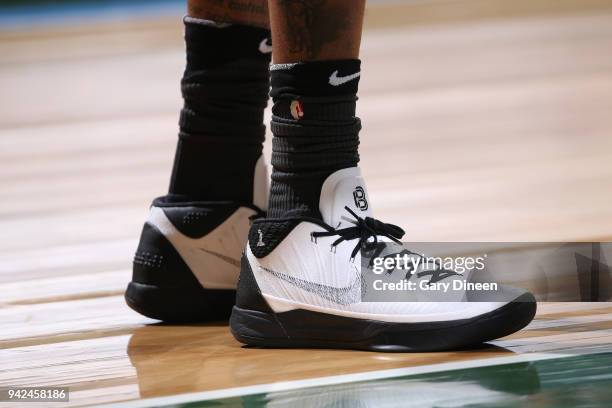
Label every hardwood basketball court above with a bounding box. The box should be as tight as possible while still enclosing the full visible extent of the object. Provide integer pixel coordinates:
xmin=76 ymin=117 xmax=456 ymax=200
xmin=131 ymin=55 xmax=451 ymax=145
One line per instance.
xmin=1 ymin=0 xmax=612 ymax=406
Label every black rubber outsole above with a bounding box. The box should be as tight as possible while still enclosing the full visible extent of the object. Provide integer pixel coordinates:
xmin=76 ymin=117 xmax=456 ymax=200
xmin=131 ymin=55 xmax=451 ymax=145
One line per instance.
xmin=125 ymin=281 xmax=236 ymax=323
xmin=230 ymin=293 xmax=537 ymax=352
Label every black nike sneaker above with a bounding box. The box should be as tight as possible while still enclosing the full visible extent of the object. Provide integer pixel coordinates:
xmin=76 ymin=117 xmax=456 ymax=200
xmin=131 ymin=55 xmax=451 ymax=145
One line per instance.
xmin=125 ymin=157 xmax=268 ymax=322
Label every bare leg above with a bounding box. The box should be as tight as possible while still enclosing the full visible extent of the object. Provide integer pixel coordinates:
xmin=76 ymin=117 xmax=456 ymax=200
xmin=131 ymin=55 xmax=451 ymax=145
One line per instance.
xmin=188 ymin=0 xmax=269 ymax=28
xmin=268 ymin=0 xmax=366 ymax=62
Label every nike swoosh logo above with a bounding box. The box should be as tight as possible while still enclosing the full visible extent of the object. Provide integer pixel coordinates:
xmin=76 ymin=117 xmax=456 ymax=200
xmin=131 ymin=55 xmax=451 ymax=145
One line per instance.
xmin=328 ymin=70 xmax=361 ymax=86
xmin=259 ymin=265 xmax=361 ymax=305
xmin=198 ymin=248 xmax=240 ymax=268
xmin=259 ymin=38 xmax=272 ymax=54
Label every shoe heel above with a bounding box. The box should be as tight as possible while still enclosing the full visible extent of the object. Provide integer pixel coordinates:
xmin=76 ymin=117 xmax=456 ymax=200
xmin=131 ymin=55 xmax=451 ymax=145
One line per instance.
xmin=229 ymin=306 xmax=288 ymax=346
xmin=125 ymin=281 xmax=235 ymax=322
xmin=126 ymin=222 xmax=235 ymax=322
xmin=230 ymin=253 xmax=291 ymax=345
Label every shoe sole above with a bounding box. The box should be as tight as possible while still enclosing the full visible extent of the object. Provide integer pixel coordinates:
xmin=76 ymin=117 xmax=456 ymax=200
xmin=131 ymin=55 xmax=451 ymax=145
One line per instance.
xmin=230 ymin=292 xmax=537 ymax=352
xmin=125 ymin=281 xmax=236 ymax=323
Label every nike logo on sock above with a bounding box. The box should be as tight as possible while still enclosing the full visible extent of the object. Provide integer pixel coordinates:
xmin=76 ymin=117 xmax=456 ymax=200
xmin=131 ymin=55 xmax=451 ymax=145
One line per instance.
xmin=329 ymin=70 xmax=361 ymax=86
xmin=259 ymin=38 xmax=272 ymax=54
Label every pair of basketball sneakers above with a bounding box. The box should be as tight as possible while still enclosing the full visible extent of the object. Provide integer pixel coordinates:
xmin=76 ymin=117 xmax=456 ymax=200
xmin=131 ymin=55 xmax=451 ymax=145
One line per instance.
xmin=125 ymin=158 xmax=536 ymax=351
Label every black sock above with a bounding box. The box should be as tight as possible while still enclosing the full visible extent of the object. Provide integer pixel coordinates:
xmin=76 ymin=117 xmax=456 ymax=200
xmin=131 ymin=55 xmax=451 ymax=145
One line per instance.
xmin=267 ymin=59 xmax=362 ymax=219
xmin=168 ymin=18 xmax=271 ymax=202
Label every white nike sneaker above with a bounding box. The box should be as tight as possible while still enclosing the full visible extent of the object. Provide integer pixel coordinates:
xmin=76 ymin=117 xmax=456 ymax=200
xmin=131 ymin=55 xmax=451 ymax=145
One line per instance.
xmin=125 ymin=156 xmax=268 ymax=322
xmin=230 ymin=167 xmax=537 ymax=351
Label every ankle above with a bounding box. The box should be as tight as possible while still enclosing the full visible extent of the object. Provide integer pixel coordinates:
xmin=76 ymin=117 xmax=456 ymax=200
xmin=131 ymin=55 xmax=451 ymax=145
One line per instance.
xmin=267 ymin=60 xmax=362 ymax=218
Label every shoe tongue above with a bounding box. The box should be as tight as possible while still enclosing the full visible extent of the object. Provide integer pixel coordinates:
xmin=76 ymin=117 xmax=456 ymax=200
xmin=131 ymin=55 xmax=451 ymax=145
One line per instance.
xmin=319 ymin=167 xmax=373 ymax=227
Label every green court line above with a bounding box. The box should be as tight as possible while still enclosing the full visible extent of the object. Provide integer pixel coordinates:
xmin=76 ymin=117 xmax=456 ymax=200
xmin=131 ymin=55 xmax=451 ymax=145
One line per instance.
xmin=167 ymin=352 xmax=612 ymax=408
xmin=107 ymin=352 xmax=572 ymax=408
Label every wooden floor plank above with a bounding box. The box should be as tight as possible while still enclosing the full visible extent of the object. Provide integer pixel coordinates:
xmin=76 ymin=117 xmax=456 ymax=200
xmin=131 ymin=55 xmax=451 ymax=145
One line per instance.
xmin=1 ymin=302 xmax=610 ymax=405
xmin=0 ymin=296 xmax=153 ymax=348
xmin=0 ymin=270 xmax=127 ymax=305
xmin=2 ymin=2 xmax=612 ymax=406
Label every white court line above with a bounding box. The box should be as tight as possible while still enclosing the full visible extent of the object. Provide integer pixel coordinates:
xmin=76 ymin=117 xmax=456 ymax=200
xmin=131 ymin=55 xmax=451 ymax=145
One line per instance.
xmin=525 ymin=312 xmax=612 ymax=330
xmin=100 ymin=351 xmax=574 ymax=408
